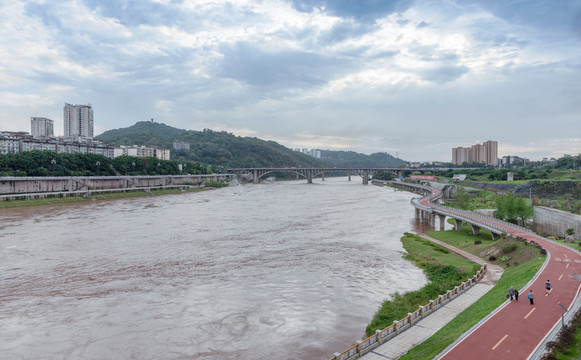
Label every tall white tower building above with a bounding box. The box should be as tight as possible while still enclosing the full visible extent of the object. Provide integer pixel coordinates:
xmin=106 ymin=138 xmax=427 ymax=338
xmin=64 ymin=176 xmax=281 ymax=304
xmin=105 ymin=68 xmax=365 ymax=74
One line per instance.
xmin=30 ymin=117 xmax=54 ymax=138
xmin=63 ymin=103 xmax=94 ymax=139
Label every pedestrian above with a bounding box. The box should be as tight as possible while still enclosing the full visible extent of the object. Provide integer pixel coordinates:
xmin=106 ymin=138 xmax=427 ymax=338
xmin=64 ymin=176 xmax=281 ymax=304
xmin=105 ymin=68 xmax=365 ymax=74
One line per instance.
xmin=508 ymin=286 xmax=515 ymax=301
xmin=545 ymin=280 xmax=551 ymax=295
xmin=514 ymin=289 xmax=519 ymax=302
xmin=528 ymin=290 xmax=534 ymax=305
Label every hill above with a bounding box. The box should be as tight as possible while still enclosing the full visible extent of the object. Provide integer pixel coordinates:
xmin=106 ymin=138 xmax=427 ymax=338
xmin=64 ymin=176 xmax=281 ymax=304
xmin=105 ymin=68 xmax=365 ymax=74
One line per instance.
xmin=96 ymin=122 xmax=326 ymax=168
xmin=96 ymin=121 xmax=407 ymax=168
xmin=321 ymin=150 xmax=406 ymax=168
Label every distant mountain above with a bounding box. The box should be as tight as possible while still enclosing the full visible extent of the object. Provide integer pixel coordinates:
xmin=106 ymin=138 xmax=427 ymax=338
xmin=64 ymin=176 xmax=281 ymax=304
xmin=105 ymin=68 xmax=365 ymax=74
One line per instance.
xmin=96 ymin=121 xmax=408 ymax=168
xmin=96 ymin=121 xmax=326 ymax=168
xmin=321 ymin=150 xmax=406 ymax=168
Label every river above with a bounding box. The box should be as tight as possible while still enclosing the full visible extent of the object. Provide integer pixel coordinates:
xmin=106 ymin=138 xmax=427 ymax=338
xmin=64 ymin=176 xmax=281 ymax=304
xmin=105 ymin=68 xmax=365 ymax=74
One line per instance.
xmin=0 ymin=177 xmax=430 ymax=359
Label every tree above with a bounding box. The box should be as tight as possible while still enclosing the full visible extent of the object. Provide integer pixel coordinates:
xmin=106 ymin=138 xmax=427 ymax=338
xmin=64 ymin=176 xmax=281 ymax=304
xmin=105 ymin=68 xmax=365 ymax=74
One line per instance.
xmin=495 ymin=192 xmax=533 ymax=226
xmin=456 ymin=185 xmax=470 ymax=210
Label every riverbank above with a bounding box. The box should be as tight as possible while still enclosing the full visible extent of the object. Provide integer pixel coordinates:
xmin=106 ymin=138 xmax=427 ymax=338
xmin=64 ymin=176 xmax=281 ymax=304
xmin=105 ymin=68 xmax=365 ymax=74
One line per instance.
xmin=399 ymin=227 xmax=545 ymax=359
xmin=0 ymin=187 xmax=209 ymax=209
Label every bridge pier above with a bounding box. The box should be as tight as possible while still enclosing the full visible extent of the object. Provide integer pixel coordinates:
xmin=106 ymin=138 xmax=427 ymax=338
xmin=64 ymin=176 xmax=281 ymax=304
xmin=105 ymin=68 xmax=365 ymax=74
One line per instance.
xmin=322 ymin=172 xmax=325 ymax=181
xmin=470 ymin=224 xmax=481 ymax=236
xmin=307 ymin=171 xmax=313 ymax=184
xmin=438 ymin=214 xmax=446 ymax=230
xmin=348 ymin=173 xmax=351 ymax=181
xmin=454 ymin=219 xmax=463 ymax=231
xmin=362 ymin=170 xmax=368 ymax=185
xmin=253 ymin=170 xmax=259 ymax=184
xmin=430 ymin=214 xmax=436 ymax=227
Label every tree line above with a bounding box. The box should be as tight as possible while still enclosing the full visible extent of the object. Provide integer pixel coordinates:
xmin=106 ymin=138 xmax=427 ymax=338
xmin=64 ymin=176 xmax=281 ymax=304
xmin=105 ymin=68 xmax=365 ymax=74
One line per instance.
xmin=0 ymin=151 xmax=213 ymax=177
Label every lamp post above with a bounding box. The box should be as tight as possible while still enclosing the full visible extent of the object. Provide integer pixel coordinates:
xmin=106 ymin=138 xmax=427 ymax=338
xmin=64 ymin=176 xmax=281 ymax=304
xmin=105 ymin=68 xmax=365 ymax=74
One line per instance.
xmin=50 ymin=158 xmax=56 ymax=177
xmin=557 ymin=302 xmax=568 ymax=330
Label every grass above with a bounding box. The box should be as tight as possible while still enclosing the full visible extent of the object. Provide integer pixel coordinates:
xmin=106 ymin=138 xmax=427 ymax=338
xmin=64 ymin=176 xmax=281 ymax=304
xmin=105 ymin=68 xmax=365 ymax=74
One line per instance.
xmin=365 ymin=233 xmax=481 ymax=337
xmin=398 ymin=229 xmax=546 ymax=360
xmin=0 ymin=188 xmax=207 ymax=209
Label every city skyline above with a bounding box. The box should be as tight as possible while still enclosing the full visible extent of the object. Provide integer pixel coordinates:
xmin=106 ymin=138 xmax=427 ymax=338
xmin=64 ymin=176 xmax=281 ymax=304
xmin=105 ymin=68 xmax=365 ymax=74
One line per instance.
xmin=0 ymin=0 xmax=580 ymax=162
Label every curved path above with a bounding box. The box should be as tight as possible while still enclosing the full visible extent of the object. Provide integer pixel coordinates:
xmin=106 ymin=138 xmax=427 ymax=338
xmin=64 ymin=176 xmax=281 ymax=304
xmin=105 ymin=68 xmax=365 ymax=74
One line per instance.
xmin=418 ymin=187 xmax=581 ymax=360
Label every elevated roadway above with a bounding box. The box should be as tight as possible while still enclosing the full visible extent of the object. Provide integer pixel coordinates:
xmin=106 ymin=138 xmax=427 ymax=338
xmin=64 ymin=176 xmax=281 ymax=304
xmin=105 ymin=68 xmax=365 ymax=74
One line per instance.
xmin=400 ymin=182 xmax=581 ymax=359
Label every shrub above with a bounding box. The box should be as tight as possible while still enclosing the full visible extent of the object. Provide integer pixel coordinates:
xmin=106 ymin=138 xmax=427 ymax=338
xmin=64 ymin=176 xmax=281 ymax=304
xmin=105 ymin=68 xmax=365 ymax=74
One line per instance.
xmin=489 ymin=255 xmax=497 ymax=261
xmin=474 ymin=240 xmax=482 ymax=245
xmin=500 ymin=256 xmax=511 ymax=261
xmin=501 ymin=242 xmax=518 ymax=254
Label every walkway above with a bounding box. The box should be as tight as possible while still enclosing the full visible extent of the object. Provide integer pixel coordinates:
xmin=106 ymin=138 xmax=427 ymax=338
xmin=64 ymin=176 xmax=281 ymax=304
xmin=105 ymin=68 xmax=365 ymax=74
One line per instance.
xmin=359 ymin=235 xmax=503 ymax=360
xmin=417 ymin=187 xmax=581 ymax=360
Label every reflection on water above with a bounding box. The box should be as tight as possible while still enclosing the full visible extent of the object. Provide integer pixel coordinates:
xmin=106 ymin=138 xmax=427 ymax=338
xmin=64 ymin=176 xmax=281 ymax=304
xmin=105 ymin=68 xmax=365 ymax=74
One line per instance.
xmin=0 ymin=178 xmax=428 ymax=360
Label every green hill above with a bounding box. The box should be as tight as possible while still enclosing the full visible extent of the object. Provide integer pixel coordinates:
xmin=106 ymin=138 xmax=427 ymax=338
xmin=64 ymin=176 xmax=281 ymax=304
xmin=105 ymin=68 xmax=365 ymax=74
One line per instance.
xmin=96 ymin=121 xmax=326 ymax=168
xmin=322 ymin=150 xmax=406 ymax=168
xmin=96 ymin=121 xmax=407 ymax=168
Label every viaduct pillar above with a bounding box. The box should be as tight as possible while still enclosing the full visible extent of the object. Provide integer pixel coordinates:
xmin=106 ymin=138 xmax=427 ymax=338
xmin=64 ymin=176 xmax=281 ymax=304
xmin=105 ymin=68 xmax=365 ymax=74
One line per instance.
xmin=363 ymin=170 xmax=368 ymax=185
xmin=438 ymin=214 xmax=446 ymax=230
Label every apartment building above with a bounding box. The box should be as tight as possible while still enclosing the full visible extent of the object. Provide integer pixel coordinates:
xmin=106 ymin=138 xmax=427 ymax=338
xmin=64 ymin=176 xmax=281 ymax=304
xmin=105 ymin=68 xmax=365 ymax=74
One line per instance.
xmin=30 ymin=117 xmax=54 ymax=139
xmin=452 ymin=140 xmax=498 ymax=165
xmin=64 ymin=103 xmax=94 ymax=138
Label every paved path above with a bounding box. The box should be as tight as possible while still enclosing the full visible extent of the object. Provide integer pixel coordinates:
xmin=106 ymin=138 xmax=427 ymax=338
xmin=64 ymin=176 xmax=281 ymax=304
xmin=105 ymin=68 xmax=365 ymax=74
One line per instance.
xmin=418 ymin=188 xmax=581 ymax=360
xmin=359 ymin=235 xmax=503 ymax=360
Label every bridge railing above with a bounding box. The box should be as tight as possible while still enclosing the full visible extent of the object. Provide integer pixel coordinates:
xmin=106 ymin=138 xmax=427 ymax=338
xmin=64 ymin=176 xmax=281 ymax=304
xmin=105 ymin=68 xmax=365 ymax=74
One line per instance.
xmin=330 ymin=265 xmax=487 ymax=360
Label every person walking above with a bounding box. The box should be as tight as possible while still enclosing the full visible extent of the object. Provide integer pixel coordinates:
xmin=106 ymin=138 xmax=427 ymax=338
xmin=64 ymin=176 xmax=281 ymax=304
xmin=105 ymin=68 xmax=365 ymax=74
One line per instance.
xmin=509 ymin=286 xmax=515 ymax=301
xmin=514 ymin=289 xmax=519 ymax=302
xmin=528 ymin=290 xmax=534 ymax=305
xmin=545 ymin=280 xmax=551 ymax=295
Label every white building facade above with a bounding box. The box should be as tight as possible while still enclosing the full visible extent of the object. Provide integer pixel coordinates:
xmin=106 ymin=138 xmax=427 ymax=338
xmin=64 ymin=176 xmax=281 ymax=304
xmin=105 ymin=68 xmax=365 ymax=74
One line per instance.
xmin=30 ymin=117 xmax=54 ymax=139
xmin=64 ymin=103 xmax=94 ymax=139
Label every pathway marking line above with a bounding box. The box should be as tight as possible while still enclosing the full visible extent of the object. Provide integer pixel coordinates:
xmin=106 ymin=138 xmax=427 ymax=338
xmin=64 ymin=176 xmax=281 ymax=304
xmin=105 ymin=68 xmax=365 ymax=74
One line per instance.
xmin=492 ymin=334 xmax=508 ymax=350
xmin=524 ymin=308 xmax=536 ymax=319
xmin=566 ymin=263 xmax=570 ymax=269
xmin=558 ymin=274 xmax=563 ymax=281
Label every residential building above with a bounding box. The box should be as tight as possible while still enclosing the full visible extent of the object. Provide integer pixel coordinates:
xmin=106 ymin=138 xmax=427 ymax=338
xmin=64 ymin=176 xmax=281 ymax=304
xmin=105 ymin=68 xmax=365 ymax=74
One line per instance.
xmin=452 ymin=140 xmax=498 ymax=165
xmin=113 ymin=145 xmax=170 ymax=160
xmin=0 ymin=132 xmax=113 ymax=157
xmin=64 ymin=103 xmax=94 ymax=139
xmin=30 ymin=117 xmax=54 ymax=139
xmin=173 ymin=141 xmax=190 ymax=151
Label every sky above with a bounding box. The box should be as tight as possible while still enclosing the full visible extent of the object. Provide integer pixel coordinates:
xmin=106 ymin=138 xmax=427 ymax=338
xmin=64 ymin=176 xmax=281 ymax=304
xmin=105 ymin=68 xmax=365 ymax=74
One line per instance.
xmin=1 ymin=0 xmax=580 ymax=162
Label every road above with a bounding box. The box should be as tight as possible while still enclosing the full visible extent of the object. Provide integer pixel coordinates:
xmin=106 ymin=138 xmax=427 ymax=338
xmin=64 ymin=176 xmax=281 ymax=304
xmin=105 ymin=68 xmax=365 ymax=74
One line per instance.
xmin=419 ymin=187 xmax=581 ymax=360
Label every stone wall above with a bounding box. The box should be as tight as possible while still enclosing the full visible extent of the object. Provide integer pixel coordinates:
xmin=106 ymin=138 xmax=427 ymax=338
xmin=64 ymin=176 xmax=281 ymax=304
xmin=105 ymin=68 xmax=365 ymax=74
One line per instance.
xmin=0 ymin=175 xmax=232 ymax=195
xmin=533 ymin=206 xmax=581 ymax=241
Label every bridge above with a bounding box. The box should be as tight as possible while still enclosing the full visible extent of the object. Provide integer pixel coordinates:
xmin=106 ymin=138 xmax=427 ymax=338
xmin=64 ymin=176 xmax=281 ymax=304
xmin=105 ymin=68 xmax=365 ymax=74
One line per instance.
xmin=390 ymin=181 xmax=532 ymax=240
xmin=225 ymin=167 xmax=448 ymax=184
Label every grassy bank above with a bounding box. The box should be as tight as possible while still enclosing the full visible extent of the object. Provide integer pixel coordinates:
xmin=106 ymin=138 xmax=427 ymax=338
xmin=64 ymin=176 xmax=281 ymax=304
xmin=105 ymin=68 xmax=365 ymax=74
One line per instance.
xmin=365 ymin=233 xmax=481 ymax=337
xmin=0 ymin=187 xmax=209 ymax=209
xmin=399 ymin=228 xmax=546 ymax=359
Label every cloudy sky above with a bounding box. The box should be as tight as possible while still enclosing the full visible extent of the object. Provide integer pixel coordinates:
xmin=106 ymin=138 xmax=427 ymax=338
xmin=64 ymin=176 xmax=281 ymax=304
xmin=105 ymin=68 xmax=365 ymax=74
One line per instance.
xmin=1 ymin=0 xmax=580 ymax=162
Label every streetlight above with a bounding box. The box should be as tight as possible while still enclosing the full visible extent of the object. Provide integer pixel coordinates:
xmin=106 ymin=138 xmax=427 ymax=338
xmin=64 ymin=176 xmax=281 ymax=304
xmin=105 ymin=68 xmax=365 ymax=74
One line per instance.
xmin=557 ymin=302 xmax=568 ymax=330
xmin=50 ymin=158 xmax=56 ymax=176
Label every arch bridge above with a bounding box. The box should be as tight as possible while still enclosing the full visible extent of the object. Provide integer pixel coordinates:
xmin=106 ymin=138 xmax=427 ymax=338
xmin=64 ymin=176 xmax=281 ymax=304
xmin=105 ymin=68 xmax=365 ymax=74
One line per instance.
xmin=226 ymin=167 xmax=444 ymax=184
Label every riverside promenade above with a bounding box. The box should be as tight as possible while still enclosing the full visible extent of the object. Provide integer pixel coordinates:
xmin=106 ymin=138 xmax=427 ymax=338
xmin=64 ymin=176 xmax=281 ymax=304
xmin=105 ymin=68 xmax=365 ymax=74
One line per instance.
xmin=360 ymin=235 xmax=503 ymax=360
xmin=417 ymin=186 xmax=581 ymax=360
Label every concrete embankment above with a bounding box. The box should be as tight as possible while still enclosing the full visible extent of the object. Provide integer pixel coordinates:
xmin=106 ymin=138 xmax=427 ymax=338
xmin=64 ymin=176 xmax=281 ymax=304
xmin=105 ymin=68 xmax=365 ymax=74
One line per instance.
xmin=0 ymin=174 xmax=232 ymax=200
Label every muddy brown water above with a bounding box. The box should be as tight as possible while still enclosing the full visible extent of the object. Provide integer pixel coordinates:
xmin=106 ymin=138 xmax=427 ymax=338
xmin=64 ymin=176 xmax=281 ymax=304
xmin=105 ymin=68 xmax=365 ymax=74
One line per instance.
xmin=1 ymin=178 xmax=443 ymax=359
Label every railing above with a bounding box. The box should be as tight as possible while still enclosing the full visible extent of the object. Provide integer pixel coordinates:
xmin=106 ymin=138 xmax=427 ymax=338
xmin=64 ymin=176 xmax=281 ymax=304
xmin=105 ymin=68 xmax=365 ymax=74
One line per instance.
xmin=330 ymin=265 xmax=487 ymax=360
xmin=0 ymin=185 xmax=198 ymax=201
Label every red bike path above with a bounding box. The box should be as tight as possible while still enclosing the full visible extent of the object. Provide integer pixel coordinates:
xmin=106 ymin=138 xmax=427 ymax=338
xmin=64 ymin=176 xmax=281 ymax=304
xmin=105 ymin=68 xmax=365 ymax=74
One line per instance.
xmin=418 ymin=188 xmax=581 ymax=360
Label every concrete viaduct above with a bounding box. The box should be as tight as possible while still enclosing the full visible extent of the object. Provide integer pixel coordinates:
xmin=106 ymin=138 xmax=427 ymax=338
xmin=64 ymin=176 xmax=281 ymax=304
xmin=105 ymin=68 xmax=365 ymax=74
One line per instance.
xmin=225 ymin=167 xmax=446 ymax=185
xmin=390 ymin=181 xmax=533 ymax=241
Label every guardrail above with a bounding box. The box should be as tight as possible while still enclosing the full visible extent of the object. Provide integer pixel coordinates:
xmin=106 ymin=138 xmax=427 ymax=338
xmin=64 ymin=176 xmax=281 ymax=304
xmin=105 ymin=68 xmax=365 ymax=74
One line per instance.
xmin=0 ymin=185 xmax=199 ymax=201
xmin=330 ymin=265 xmax=487 ymax=360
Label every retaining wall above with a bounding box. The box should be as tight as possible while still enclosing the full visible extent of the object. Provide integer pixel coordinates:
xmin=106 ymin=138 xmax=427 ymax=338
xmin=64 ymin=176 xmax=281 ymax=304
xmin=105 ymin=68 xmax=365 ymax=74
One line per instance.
xmin=533 ymin=206 xmax=581 ymax=241
xmin=0 ymin=175 xmax=232 ymax=200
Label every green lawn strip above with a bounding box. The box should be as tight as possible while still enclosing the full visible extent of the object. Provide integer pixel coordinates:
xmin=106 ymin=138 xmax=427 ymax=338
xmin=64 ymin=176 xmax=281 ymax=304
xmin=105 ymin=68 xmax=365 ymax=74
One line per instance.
xmin=365 ymin=233 xmax=481 ymax=337
xmin=399 ymin=237 xmax=545 ymax=359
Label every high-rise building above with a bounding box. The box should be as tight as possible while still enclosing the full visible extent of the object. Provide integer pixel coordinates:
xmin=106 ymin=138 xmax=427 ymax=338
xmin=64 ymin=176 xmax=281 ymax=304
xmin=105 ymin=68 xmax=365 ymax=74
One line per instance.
xmin=452 ymin=140 xmax=498 ymax=165
xmin=63 ymin=103 xmax=94 ymax=139
xmin=30 ymin=117 xmax=54 ymax=138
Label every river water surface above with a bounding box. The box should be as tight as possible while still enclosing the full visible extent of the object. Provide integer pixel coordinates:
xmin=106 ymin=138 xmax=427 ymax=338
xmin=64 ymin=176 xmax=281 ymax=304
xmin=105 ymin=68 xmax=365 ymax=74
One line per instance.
xmin=1 ymin=178 xmax=429 ymax=359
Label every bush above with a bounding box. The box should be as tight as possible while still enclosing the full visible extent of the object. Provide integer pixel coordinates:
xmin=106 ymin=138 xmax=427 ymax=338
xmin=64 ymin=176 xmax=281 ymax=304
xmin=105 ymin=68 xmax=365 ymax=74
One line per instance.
xmin=474 ymin=240 xmax=482 ymax=245
xmin=501 ymin=242 xmax=518 ymax=254
xmin=489 ymin=255 xmax=497 ymax=261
